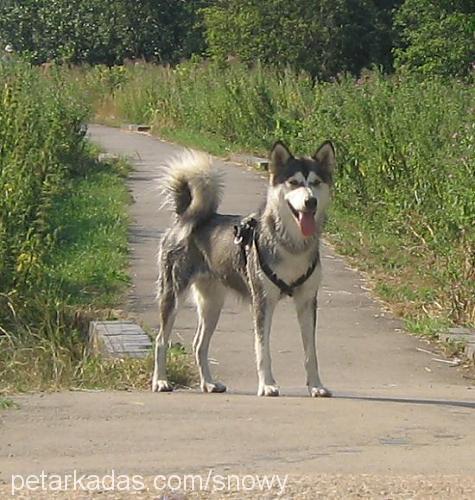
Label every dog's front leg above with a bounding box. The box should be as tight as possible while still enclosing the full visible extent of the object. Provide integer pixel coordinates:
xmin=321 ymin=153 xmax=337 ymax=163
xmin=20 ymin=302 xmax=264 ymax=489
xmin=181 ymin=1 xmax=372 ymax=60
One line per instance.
xmin=252 ymin=296 xmax=279 ymax=396
xmin=152 ymin=292 xmax=177 ymax=393
xmin=294 ymin=295 xmax=332 ymax=397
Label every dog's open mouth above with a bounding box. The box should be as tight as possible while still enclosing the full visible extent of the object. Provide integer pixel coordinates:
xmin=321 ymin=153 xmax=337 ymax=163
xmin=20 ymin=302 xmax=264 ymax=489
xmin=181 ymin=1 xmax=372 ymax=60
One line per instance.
xmin=288 ymin=203 xmax=316 ymax=237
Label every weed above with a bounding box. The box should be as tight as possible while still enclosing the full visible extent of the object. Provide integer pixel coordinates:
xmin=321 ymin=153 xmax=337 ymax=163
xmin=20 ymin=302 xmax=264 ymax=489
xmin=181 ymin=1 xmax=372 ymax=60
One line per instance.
xmin=0 ymin=396 xmax=16 ymax=409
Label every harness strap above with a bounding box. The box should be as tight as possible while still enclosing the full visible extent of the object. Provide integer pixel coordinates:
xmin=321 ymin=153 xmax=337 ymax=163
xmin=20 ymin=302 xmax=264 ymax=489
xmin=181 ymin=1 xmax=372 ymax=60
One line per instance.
xmin=234 ymin=216 xmax=319 ymax=297
xmin=233 ymin=216 xmax=258 ymax=267
xmin=254 ymin=234 xmax=319 ymax=297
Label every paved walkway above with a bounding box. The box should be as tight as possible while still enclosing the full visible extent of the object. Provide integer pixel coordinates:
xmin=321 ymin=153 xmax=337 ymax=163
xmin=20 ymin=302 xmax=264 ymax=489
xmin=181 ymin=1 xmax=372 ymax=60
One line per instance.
xmin=0 ymin=125 xmax=474 ymax=496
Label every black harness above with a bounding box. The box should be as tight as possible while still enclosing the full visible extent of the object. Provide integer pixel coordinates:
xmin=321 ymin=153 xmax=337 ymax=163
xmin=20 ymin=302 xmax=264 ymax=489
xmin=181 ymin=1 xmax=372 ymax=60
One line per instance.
xmin=234 ymin=216 xmax=319 ymax=297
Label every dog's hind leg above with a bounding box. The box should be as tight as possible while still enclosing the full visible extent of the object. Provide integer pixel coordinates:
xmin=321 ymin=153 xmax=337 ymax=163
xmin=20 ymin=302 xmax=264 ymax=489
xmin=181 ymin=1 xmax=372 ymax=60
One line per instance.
xmin=295 ymin=295 xmax=332 ymax=398
xmin=152 ymin=290 xmax=177 ymax=392
xmin=192 ymin=280 xmax=226 ymax=393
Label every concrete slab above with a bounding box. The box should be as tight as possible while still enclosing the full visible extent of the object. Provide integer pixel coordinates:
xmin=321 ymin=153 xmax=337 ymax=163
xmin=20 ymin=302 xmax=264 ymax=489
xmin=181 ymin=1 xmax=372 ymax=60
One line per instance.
xmin=88 ymin=320 xmax=152 ymax=359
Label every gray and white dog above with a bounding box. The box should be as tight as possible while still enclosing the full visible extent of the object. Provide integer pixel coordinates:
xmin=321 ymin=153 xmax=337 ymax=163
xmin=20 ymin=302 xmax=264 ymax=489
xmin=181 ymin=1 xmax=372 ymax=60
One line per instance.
xmin=152 ymin=141 xmax=336 ymax=397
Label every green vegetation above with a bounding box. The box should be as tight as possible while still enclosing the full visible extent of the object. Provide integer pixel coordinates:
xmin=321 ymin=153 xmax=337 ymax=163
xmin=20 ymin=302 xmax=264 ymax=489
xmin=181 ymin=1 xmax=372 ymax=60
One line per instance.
xmin=0 ymin=0 xmax=203 ymax=65
xmin=0 ymin=396 xmax=16 ymax=409
xmin=0 ymin=63 xmax=195 ymax=393
xmin=46 ymin=157 xmax=130 ymax=307
xmin=84 ymin=61 xmax=474 ymax=333
xmin=202 ymin=0 xmax=400 ymax=79
xmin=2 ymin=1 xmax=473 ymax=79
xmin=394 ymin=0 xmax=474 ymax=78
xmin=0 ymin=62 xmax=87 ymax=311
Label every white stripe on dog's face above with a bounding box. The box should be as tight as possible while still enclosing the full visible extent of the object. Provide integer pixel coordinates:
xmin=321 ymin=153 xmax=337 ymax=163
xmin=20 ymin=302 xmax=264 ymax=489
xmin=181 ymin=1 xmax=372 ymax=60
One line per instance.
xmin=284 ymin=171 xmax=329 ymax=214
xmin=285 ymin=173 xmax=311 ymax=212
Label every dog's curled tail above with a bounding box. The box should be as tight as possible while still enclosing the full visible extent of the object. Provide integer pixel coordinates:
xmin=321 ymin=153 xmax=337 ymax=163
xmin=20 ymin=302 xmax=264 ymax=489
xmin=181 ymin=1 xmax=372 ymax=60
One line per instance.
xmin=161 ymin=150 xmax=223 ymax=226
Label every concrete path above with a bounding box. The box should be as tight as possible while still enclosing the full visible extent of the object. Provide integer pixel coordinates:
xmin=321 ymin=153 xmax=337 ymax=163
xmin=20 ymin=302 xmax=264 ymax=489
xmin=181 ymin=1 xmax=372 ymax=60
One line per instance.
xmin=1 ymin=125 xmax=474 ymax=496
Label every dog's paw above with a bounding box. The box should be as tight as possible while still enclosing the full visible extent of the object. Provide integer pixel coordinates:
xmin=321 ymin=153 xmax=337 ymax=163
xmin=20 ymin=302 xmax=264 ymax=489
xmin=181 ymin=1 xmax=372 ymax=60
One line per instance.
xmin=309 ymin=386 xmax=332 ymax=398
xmin=258 ymin=384 xmax=280 ymax=397
xmin=202 ymin=381 xmax=227 ymax=393
xmin=152 ymin=379 xmax=173 ymax=392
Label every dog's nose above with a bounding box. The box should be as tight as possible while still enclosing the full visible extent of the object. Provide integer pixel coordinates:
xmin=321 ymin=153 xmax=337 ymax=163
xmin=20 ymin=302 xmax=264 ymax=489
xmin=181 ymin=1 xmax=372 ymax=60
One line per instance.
xmin=304 ymin=197 xmax=317 ymax=211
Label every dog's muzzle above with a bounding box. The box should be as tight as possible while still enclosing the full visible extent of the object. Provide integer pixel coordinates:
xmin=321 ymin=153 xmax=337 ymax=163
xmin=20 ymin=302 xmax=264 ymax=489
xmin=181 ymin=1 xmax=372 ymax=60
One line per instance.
xmin=304 ymin=197 xmax=317 ymax=211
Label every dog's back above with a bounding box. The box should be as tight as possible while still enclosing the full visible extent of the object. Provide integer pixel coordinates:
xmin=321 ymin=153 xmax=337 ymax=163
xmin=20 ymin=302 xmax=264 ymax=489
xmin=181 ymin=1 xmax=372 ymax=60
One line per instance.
xmin=158 ymin=151 xmax=249 ymax=299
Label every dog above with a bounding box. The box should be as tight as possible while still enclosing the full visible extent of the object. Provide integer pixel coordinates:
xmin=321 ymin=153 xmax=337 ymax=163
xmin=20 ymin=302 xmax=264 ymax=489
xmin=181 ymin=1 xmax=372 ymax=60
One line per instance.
xmin=152 ymin=140 xmax=336 ymax=397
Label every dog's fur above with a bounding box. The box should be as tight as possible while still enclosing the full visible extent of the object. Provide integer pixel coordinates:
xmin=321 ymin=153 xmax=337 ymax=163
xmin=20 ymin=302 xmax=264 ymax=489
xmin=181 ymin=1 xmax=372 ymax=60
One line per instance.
xmin=152 ymin=141 xmax=336 ymax=397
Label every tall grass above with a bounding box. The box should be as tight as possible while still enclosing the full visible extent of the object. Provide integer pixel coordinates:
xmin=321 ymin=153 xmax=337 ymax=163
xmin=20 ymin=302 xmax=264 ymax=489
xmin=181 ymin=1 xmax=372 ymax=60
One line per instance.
xmin=0 ymin=63 xmax=195 ymax=393
xmin=0 ymin=63 xmax=87 ymax=390
xmin=82 ymin=61 xmax=474 ymax=329
xmin=0 ymin=64 xmax=87 ymax=295
xmin=0 ymin=63 xmax=89 ymax=333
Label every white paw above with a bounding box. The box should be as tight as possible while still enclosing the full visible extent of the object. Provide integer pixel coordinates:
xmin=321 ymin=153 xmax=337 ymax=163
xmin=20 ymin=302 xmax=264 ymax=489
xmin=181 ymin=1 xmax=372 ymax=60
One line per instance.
xmin=258 ymin=384 xmax=280 ymax=397
xmin=309 ymin=386 xmax=332 ymax=398
xmin=152 ymin=379 xmax=173 ymax=392
xmin=202 ymin=381 xmax=227 ymax=393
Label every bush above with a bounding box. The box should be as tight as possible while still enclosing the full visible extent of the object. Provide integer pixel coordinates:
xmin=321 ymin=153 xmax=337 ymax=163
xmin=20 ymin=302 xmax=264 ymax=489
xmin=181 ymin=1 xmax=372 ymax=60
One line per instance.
xmin=202 ymin=0 xmax=400 ymax=79
xmin=0 ymin=0 xmax=204 ymax=65
xmin=394 ymin=0 xmax=475 ymax=78
xmin=0 ymin=62 xmax=90 ymax=390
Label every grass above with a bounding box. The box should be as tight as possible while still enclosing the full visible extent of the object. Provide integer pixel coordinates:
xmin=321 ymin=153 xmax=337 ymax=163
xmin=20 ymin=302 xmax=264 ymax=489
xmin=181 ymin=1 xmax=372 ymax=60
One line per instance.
xmin=158 ymin=127 xmax=234 ymax=157
xmin=46 ymin=155 xmax=131 ymax=307
xmin=324 ymin=202 xmax=472 ymax=339
xmin=0 ymin=123 xmax=195 ymax=392
xmin=0 ymin=152 xmax=197 ymax=393
xmin=0 ymin=396 xmax=16 ymax=410
xmin=0 ymin=62 xmax=195 ymax=392
xmin=0 ymin=338 xmax=197 ymax=394
xmin=75 ymin=345 xmax=196 ymax=391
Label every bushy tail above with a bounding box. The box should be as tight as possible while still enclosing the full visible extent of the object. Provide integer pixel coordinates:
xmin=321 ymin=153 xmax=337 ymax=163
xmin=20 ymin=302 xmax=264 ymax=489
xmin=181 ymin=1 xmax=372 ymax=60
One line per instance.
xmin=161 ymin=150 xmax=223 ymax=226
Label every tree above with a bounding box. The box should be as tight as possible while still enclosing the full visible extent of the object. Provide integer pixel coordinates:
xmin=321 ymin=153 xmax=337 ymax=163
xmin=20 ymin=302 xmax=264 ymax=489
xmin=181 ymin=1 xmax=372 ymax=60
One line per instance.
xmin=0 ymin=0 xmax=204 ymax=65
xmin=394 ymin=0 xmax=475 ymax=78
xmin=202 ymin=0 xmax=400 ymax=79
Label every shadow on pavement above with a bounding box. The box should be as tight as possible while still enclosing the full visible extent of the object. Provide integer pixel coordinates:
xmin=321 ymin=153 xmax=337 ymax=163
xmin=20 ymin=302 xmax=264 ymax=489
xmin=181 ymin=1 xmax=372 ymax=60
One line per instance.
xmin=175 ymin=388 xmax=475 ymax=409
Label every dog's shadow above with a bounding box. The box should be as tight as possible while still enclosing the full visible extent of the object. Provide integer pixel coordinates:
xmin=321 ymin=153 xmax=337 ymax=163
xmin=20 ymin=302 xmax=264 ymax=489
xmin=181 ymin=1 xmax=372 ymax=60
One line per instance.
xmin=334 ymin=393 xmax=475 ymax=410
xmin=188 ymin=389 xmax=475 ymax=409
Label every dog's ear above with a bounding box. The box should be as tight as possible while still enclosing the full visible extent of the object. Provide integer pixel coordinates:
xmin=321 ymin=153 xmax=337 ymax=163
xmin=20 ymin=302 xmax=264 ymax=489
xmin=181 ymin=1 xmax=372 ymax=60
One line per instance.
xmin=269 ymin=141 xmax=292 ymax=176
xmin=313 ymin=141 xmax=336 ymax=175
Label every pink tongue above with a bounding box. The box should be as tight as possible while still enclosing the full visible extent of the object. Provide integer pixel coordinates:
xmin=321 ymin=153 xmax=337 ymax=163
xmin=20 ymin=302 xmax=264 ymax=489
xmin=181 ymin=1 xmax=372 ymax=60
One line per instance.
xmin=298 ymin=212 xmax=316 ymax=237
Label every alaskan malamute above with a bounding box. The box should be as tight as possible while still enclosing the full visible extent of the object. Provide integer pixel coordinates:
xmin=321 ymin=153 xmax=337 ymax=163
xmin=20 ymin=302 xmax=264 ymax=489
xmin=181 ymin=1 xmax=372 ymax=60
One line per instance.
xmin=152 ymin=141 xmax=336 ymax=397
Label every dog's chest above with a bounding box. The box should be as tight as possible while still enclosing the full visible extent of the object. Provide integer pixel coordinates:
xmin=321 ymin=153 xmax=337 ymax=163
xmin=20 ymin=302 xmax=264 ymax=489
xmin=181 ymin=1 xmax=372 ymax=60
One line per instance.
xmin=273 ymin=247 xmax=320 ymax=285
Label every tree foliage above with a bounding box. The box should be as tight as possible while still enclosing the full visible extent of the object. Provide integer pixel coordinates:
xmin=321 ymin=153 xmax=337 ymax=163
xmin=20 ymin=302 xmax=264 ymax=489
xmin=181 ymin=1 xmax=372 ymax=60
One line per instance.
xmin=394 ymin=0 xmax=475 ymax=78
xmin=0 ymin=0 xmax=204 ymax=65
xmin=202 ymin=0 xmax=401 ymax=79
xmin=1 ymin=0 xmax=473 ymax=80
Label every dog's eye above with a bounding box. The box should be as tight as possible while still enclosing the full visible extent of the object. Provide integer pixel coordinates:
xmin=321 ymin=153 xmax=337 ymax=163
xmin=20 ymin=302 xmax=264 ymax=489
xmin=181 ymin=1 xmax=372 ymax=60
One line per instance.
xmin=310 ymin=179 xmax=321 ymax=186
xmin=288 ymin=179 xmax=301 ymax=187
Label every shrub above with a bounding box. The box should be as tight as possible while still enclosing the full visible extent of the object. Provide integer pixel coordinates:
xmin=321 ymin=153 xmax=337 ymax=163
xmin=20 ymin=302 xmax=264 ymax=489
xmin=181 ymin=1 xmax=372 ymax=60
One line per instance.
xmin=394 ymin=0 xmax=475 ymax=78
xmin=202 ymin=0 xmax=400 ymax=79
xmin=0 ymin=0 xmax=203 ymax=65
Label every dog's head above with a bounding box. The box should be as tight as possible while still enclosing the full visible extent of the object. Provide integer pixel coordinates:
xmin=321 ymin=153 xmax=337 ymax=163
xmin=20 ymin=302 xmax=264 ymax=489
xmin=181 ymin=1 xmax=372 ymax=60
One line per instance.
xmin=268 ymin=141 xmax=336 ymax=238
